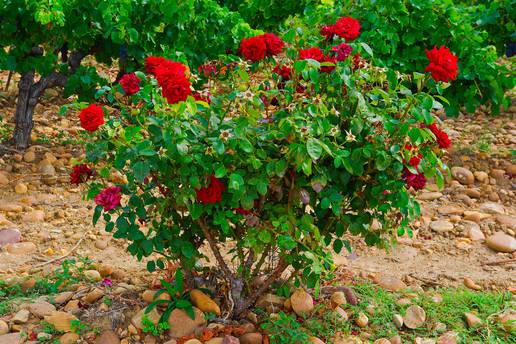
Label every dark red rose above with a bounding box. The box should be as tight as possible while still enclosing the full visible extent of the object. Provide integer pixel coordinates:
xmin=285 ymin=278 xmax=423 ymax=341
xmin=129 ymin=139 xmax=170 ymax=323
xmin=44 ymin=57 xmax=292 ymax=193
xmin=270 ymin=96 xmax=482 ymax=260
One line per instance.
xmin=94 ymin=186 xmax=122 ymax=211
xmin=299 ymin=47 xmax=324 ymax=61
xmin=273 ymin=64 xmax=292 ymax=80
xmin=332 ymin=42 xmax=353 ymax=61
xmin=239 ymin=36 xmax=267 ymax=62
xmin=332 ymin=16 xmax=361 ymax=41
xmin=162 ymin=77 xmax=191 ymax=105
xmin=144 ymin=56 xmax=168 ymax=75
xmin=196 ymin=175 xmax=225 ymax=204
xmin=193 ymin=92 xmax=212 ymax=104
xmin=263 ymin=33 xmax=284 ymax=56
xmin=70 ymin=164 xmax=94 ymax=184
xmin=402 ymin=169 xmax=426 ymax=190
xmin=120 ymin=72 xmax=140 ymax=96
xmin=403 ymin=144 xmax=422 ymax=169
xmin=425 ymin=123 xmax=451 ymax=149
xmin=79 ymin=104 xmax=104 ymax=132
xmin=154 ymin=60 xmax=191 ymax=105
xmin=424 ymin=45 xmax=458 ymax=82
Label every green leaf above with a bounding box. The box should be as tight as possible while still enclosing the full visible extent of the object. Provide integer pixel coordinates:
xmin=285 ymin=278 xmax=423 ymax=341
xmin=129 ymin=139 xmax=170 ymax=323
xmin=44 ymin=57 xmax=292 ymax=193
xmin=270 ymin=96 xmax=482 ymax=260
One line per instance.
xmin=147 ymin=261 xmax=156 ymax=272
xmin=306 ymin=138 xmax=322 ymax=160
xmin=133 ymin=161 xmax=150 ymax=183
xmin=229 ymin=173 xmax=244 ymax=191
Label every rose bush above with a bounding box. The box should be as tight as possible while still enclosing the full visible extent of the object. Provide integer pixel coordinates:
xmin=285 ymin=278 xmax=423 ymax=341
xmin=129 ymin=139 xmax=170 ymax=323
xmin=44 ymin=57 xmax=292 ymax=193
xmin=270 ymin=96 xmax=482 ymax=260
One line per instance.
xmin=76 ymin=23 xmax=452 ymax=318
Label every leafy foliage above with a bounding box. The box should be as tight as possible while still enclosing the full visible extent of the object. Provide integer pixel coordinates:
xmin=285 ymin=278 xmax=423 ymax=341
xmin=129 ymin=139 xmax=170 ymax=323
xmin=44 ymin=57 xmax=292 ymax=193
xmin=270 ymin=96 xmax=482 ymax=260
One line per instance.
xmin=298 ymin=0 xmax=515 ymax=115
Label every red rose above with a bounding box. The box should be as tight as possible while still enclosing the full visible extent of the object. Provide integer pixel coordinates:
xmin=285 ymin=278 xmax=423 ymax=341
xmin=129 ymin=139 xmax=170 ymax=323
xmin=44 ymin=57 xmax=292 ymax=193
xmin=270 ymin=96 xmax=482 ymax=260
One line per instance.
xmin=196 ymin=175 xmax=225 ymax=205
xmin=154 ymin=60 xmax=191 ymax=105
xmin=144 ymin=56 xmax=168 ymax=75
xmin=79 ymin=104 xmax=105 ymax=132
xmin=239 ymin=35 xmax=267 ymax=62
xmin=425 ymin=123 xmax=451 ymax=149
xmin=299 ymin=47 xmax=324 ymax=61
xmin=235 ymin=200 xmax=258 ymax=215
xmin=403 ymin=144 xmax=422 ymax=169
xmin=273 ymin=64 xmax=292 ymax=80
xmin=332 ymin=42 xmax=353 ymax=61
xmin=94 ymin=186 xmax=122 ymax=211
xmin=333 ymin=16 xmax=361 ymax=41
xmin=70 ymin=164 xmax=94 ymax=184
xmin=402 ymin=168 xmax=426 ymax=190
xmin=120 ymin=72 xmax=140 ymax=96
xmin=320 ymin=25 xmax=335 ymax=40
xmin=263 ymin=33 xmax=284 ymax=56
xmin=424 ymin=45 xmax=458 ymax=83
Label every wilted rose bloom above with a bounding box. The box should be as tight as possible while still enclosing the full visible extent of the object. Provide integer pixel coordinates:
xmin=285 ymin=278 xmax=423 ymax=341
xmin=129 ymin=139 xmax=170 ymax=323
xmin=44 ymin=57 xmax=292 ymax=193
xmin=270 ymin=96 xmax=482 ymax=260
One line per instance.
xmin=94 ymin=186 xmax=122 ymax=211
xmin=70 ymin=164 xmax=94 ymax=184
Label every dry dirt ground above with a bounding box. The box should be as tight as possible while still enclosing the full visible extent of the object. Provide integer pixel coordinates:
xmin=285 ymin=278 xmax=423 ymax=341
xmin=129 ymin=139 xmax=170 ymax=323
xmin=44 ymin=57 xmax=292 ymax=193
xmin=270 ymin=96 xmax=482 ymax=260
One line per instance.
xmin=0 ymin=76 xmax=514 ymax=291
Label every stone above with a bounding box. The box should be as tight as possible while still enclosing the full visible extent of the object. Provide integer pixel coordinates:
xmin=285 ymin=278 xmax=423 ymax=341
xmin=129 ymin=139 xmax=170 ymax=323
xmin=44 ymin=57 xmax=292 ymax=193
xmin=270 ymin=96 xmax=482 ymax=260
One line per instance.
xmin=490 ymin=169 xmax=505 ymax=180
xmin=0 ymin=172 xmax=9 ymax=187
xmin=485 ymin=232 xmax=516 ymax=253
xmin=376 ymin=275 xmax=407 ymax=291
xmin=0 ymin=320 xmax=8 ymax=335
xmin=464 ymin=188 xmax=481 ymax=199
xmin=0 ymin=202 xmax=22 ymax=212
xmin=84 ymin=288 xmax=104 ymax=304
xmin=44 ymin=311 xmax=79 ymax=332
xmin=59 ymin=332 xmax=80 ymax=344
xmin=53 ymin=291 xmax=74 ymax=304
xmin=0 ymin=228 xmax=21 ymax=246
xmin=464 ymin=312 xmax=482 ymax=328
xmin=473 ymin=171 xmax=488 ymax=183
xmin=95 ymin=330 xmax=120 ymax=344
xmin=451 ymin=167 xmax=474 ymax=185
xmin=142 ymin=290 xmax=171 ymax=303
xmin=95 ymin=240 xmax=108 ymax=250
xmin=355 ymin=312 xmax=368 ymax=328
xmin=404 ymin=305 xmax=426 ymax=329
xmin=430 ymin=220 xmax=454 ymax=233
xmin=4 ymin=242 xmax=36 ymax=254
xmin=495 ymin=215 xmax=516 ymax=230
xmin=437 ymin=206 xmax=464 ymax=215
xmin=64 ymin=300 xmax=80 ymax=312
xmin=464 ymin=221 xmax=485 ymax=241
xmin=414 ymin=338 xmax=436 ymax=344
xmin=373 ymin=340 xmax=390 ymax=344
xmin=463 ymin=211 xmax=490 ymax=223
xmin=205 ymin=339 xmax=224 ymax=344
xmin=222 ymin=336 xmax=239 ymax=344
xmin=131 ymin=308 xmax=161 ymax=330
xmin=0 ymin=333 xmax=21 ymax=343
xmin=28 ymin=300 xmax=57 ymax=317
xmin=479 ymin=202 xmax=505 ymax=215
xmin=330 ymin=292 xmax=347 ymax=308
xmin=393 ymin=314 xmax=403 ymax=328
xmin=437 ymin=332 xmax=458 ymax=344
xmin=418 ymin=192 xmax=442 ymax=201
xmin=144 ymin=335 xmax=157 ymax=344
xmin=309 ymin=337 xmax=325 ymax=344
xmin=190 ymin=289 xmax=221 ymax=316
xmin=499 ymin=312 xmax=516 ymax=331
xmin=23 ymin=150 xmax=36 ymax=163
xmin=184 ymin=340 xmax=202 ymax=344
xmin=14 ymin=183 xmax=28 ymax=194
xmin=256 ymin=293 xmax=285 ymax=310
xmin=389 ymin=335 xmax=402 ymax=344
xmin=463 ymin=278 xmax=482 ymax=291
xmin=239 ymin=333 xmax=262 ymax=344
xmin=84 ymin=270 xmax=102 ymax=282
xmin=335 ymin=307 xmax=348 ymax=321
xmin=12 ymin=309 xmax=30 ymax=323
xmin=167 ymin=307 xmax=206 ymax=338
xmin=290 ymin=289 xmax=314 ymax=316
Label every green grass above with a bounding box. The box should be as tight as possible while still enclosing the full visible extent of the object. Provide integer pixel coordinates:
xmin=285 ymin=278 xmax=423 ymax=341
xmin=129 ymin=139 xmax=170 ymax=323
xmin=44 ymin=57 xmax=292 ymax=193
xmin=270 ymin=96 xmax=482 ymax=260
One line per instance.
xmin=261 ymin=282 xmax=515 ymax=344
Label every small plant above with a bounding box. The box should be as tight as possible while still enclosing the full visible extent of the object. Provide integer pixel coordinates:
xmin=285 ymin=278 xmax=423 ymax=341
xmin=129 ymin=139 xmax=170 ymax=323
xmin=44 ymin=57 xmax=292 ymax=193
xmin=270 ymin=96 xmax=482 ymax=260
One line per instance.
xmin=141 ymin=314 xmax=171 ymax=336
xmin=102 ymin=296 xmax=112 ymax=307
xmin=40 ymin=321 xmax=63 ymax=335
xmin=261 ymin=312 xmax=311 ymax=344
xmin=70 ymin=319 xmax=87 ymax=335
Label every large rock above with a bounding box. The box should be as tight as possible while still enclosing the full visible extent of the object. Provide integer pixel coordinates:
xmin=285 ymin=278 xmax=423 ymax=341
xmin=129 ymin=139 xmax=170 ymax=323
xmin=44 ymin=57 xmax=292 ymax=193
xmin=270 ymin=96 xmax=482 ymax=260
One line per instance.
xmin=167 ymin=307 xmax=206 ymax=338
xmin=44 ymin=311 xmax=78 ymax=332
xmin=0 ymin=228 xmax=21 ymax=246
xmin=0 ymin=320 xmax=8 ymax=335
xmin=28 ymin=300 xmax=57 ymax=317
xmin=430 ymin=220 xmax=454 ymax=233
xmin=22 ymin=210 xmax=45 ymax=223
xmin=131 ymin=308 xmax=161 ymax=330
xmin=3 ymin=242 xmax=36 ymax=254
xmin=479 ymin=202 xmax=505 ymax=215
xmin=404 ymin=305 xmax=426 ymax=329
xmin=239 ymin=333 xmax=262 ymax=344
xmin=290 ymin=289 xmax=314 ymax=316
xmin=464 ymin=312 xmax=482 ymax=328
xmin=0 ymin=333 xmax=21 ymax=344
xmin=451 ymin=167 xmax=474 ymax=185
xmin=190 ymin=289 xmax=221 ymax=316
xmin=84 ymin=288 xmax=105 ymax=304
xmin=59 ymin=333 xmax=80 ymax=344
xmin=94 ymin=330 xmax=120 ymax=344
xmin=376 ymin=275 xmax=406 ymax=291
xmin=485 ymin=232 xmax=516 ymax=253
xmin=495 ymin=215 xmax=516 ymax=230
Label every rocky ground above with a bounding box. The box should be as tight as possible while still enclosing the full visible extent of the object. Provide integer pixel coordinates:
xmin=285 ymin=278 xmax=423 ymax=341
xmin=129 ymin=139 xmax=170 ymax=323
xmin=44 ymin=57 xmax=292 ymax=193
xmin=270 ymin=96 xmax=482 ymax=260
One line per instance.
xmin=0 ymin=79 xmax=514 ymax=343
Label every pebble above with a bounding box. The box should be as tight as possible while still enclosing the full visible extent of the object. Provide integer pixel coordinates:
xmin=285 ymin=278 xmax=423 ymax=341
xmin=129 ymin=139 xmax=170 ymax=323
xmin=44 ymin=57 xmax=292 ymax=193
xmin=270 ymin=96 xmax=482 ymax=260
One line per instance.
xmin=418 ymin=192 xmax=442 ymax=201
xmin=389 ymin=335 xmax=402 ymax=344
xmin=290 ymin=289 xmax=314 ymax=316
xmin=21 ymin=210 xmax=45 ymax=222
xmin=355 ymin=312 xmax=368 ymax=327
xmin=59 ymin=333 xmax=80 ymax=344
xmin=14 ymin=183 xmax=28 ymax=194
xmin=473 ymin=171 xmax=488 ymax=183
xmin=142 ymin=290 xmax=171 ymax=303
xmin=437 ymin=332 xmax=458 ymax=344
xmin=430 ymin=220 xmax=454 ymax=233
xmin=499 ymin=312 xmax=516 ymax=331
xmin=0 ymin=333 xmax=21 ymax=342
xmin=0 ymin=320 xmax=8 ymax=335
xmin=0 ymin=227 xmax=21 ymax=246
xmin=330 ymin=291 xmax=347 ymax=308
xmin=437 ymin=206 xmax=463 ymax=215
xmin=44 ymin=311 xmax=78 ymax=332
xmin=95 ymin=239 xmax=109 ymax=250
xmin=12 ymin=309 xmax=30 ymax=323
xmin=84 ymin=270 xmax=102 ymax=282
xmin=221 ymin=335 xmax=239 ymax=344
xmin=335 ymin=306 xmax=348 ymax=321
xmin=95 ymin=330 xmax=120 ymax=344
xmin=167 ymin=307 xmax=206 ymax=338
xmin=239 ymin=333 xmax=263 ymax=344
xmin=451 ymin=167 xmax=474 ymax=185
xmin=53 ymin=291 xmax=74 ymax=304
xmin=464 ymin=312 xmax=482 ymax=328
xmin=184 ymin=340 xmax=202 ymax=344
xmin=28 ymin=300 xmax=57 ymax=317
xmin=309 ymin=337 xmax=325 ymax=344
xmin=376 ymin=275 xmax=407 ymax=291
xmin=479 ymin=202 xmax=505 ymax=215
xmin=463 ymin=277 xmax=482 ymax=291
xmin=464 ymin=221 xmax=485 ymax=241
xmin=404 ymin=305 xmax=426 ymax=329
xmin=495 ymin=215 xmax=516 ymax=229
xmin=393 ymin=314 xmax=403 ymax=328
xmin=485 ymin=232 xmax=516 ymax=253
xmin=131 ymin=308 xmax=161 ymax=330
xmin=84 ymin=288 xmax=105 ymax=304
xmin=463 ymin=211 xmax=490 ymax=223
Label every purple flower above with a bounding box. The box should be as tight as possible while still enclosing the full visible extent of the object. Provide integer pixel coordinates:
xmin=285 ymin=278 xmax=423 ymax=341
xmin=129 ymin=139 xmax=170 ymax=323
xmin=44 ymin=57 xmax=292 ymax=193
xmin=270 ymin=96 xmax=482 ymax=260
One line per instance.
xmin=331 ymin=42 xmax=353 ymax=62
xmin=101 ymin=278 xmax=113 ymax=287
xmin=94 ymin=186 xmax=122 ymax=211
